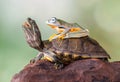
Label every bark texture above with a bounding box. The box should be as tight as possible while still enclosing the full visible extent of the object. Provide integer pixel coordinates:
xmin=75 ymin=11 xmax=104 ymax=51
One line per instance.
xmin=11 ymin=59 xmax=120 ymax=82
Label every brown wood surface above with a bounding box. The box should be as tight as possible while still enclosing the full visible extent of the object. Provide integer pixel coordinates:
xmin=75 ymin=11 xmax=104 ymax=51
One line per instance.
xmin=11 ymin=59 xmax=120 ymax=82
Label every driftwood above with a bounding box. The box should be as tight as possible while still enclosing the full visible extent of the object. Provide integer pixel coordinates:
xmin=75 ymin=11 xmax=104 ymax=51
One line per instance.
xmin=11 ymin=18 xmax=120 ymax=82
xmin=11 ymin=59 xmax=120 ymax=82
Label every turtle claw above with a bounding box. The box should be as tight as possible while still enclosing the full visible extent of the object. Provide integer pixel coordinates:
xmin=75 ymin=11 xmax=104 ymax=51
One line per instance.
xmin=54 ymin=62 xmax=64 ymax=69
xmin=30 ymin=52 xmax=43 ymax=64
xmin=30 ymin=57 xmax=36 ymax=64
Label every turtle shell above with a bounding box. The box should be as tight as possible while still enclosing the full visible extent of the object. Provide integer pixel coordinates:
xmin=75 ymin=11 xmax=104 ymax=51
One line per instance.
xmin=49 ymin=36 xmax=110 ymax=63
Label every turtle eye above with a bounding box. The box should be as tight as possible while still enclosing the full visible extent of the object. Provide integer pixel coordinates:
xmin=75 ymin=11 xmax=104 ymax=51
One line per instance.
xmin=51 ymin=17 xmax=56 ymax=23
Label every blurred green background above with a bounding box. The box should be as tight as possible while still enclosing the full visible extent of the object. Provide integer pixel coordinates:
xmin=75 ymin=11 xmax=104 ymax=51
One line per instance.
xmin=0 ymin=0 xmax=120 ymax=82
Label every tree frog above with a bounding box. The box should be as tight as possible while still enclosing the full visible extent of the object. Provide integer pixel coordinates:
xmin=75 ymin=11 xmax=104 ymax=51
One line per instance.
xmin=46 ymin=17 xmax=89 ymax=41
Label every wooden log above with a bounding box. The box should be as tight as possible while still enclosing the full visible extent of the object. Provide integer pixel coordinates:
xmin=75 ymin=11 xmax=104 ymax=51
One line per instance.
xmin=11 ymin=59 xmax=120 ymax=82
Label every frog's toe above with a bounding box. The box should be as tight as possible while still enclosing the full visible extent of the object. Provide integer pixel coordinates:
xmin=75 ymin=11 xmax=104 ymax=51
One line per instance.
xmin=49 ymin=34 xmax=57 ymax=41
xmin=58 ymin=35 xmax=65 ymax=40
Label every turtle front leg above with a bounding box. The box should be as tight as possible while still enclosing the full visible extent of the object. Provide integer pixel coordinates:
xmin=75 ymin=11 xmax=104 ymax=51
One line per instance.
xmin=43 ymin=50 xmax=64 ymax=69
xmin=30 ymin=50 xmax=64 ymax=69
xmin=22 ymin=18 xmax=44 ymax=51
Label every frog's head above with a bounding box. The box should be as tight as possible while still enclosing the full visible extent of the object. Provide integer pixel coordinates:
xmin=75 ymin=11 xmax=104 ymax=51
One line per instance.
xmin=46 ymin=17 xmax=68 ymax=33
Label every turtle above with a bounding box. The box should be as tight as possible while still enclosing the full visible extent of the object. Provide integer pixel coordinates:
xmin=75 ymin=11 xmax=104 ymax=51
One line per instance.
xmin=22 ymin=17 xmax=111 ymax=68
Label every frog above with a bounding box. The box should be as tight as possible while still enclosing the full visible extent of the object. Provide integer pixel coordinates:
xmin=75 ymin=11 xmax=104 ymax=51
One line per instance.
xmin=46 ymin=17 xmax=89 ymax=41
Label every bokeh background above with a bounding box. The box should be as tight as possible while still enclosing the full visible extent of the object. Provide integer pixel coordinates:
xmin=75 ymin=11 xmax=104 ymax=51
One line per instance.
xmin=0 ymin=0 xmax=120 ymax=82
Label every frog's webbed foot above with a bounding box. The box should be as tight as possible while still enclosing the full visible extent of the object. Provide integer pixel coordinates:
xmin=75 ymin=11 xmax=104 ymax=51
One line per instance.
xmin=49 ymin=34 xmax=58 ymax=41
xmin=22 ymin=18 xmax=44 ymax=51
xmin=57 ymin=28 xmax=70 ymax=40
xmin=51 ymin=34 xmax=66 ymax=41
xmin=57 ymin=34 xmax=66 ymax=40
xmin=30 ymin=52 xmax=44 ymax=63
xmin=48 ymin=33 xmax=66 ymax=41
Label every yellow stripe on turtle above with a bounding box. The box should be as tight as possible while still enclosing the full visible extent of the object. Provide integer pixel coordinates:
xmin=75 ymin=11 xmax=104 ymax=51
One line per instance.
xmin=64 ymin=52 xmax=70 ymax=57
xmin=43 ymin=56 xmax=54 ymax=62
xmin=56 ymin=50 xmax=62 ymax=55
xmin=72 ymin=54 xmax=80 ymax=59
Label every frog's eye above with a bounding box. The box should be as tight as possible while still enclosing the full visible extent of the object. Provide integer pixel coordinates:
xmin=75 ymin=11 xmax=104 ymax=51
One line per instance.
xmin=51 ymin=17 xmax=56 ymax=23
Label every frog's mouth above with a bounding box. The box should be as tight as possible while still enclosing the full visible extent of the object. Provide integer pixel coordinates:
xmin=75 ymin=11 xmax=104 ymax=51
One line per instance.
xmin=47 ymin=24 xmax=57 ymax=29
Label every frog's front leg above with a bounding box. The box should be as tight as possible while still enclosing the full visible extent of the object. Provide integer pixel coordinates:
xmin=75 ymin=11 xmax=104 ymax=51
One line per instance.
xmin=53 ymin=28 xmax=70 ymax=40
